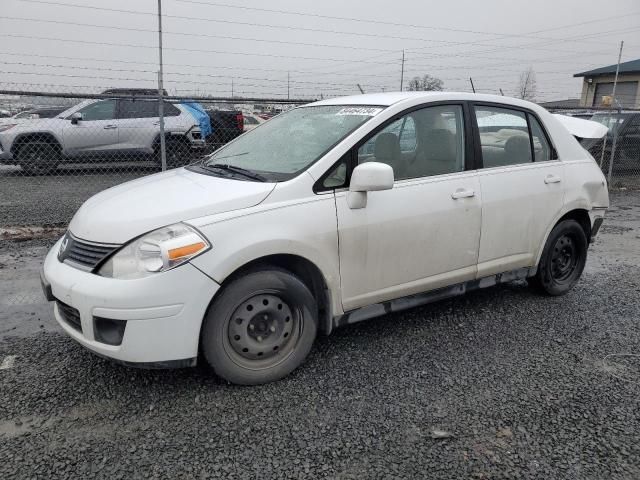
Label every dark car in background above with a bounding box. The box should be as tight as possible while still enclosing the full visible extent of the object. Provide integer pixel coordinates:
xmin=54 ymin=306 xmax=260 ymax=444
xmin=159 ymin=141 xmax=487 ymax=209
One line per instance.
xmin=204 ymin=108 xmax=244 ymax=149
xmin=581 ymin=111 xmax=640 ymax=173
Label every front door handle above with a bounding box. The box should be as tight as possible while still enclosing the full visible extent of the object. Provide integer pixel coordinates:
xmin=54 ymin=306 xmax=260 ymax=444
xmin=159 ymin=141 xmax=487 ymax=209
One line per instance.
xmin=544 ymin=174 xmax=562 ymax=184
xmin=451 ymin=188 xmax=475 ymax=199
xmin=103 ymin=125 xmax=117 ymax=130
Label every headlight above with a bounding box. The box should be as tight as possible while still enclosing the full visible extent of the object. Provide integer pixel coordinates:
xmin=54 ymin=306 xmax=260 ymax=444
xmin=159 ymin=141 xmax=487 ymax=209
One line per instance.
xmin=0 ymin=124 xmax=17 ymax=132
xmin=98 ymin=223 xmax=210 ymax=279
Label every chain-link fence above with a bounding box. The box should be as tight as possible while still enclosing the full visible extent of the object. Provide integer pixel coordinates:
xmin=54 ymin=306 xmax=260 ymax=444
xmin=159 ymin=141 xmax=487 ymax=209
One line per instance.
xmin=2 ymin=88 xmax=640 ymax=308
xmin=547 ymin=106 xmax=640 ymax=190
xmin=0 ymin=88 xmax=310 ymax=307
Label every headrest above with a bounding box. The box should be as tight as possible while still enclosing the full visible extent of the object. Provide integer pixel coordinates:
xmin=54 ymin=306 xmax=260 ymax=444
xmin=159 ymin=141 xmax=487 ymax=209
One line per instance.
xmin=374 ymin=132 xmax=401 ymax=161
xmin=504 ymin=135 xmax=531 ymax=163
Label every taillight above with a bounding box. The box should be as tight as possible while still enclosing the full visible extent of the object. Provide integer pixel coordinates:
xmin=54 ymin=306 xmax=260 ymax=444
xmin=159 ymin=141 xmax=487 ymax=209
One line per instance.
xmin=236 ymin=113 xmax=244 ymax=131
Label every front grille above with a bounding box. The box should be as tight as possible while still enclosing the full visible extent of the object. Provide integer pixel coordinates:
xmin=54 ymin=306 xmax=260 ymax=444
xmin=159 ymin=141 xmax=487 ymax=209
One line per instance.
xmin=56 ymin=300 xmax=82 ymax=332
xmin=58 ymin=233 xmax=119 ymax=271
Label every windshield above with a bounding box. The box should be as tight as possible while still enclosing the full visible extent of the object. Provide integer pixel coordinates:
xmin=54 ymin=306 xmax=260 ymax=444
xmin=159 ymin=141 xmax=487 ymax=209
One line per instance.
xmin=589 ymin=113 xmax=629 ymax=134
xmin=202 ymin=105 xmax=383 ymax=180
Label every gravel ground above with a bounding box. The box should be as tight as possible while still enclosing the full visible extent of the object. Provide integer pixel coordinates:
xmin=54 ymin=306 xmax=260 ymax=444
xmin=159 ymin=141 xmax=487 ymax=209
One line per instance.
xmin=1 ymin=191 xmax=640 ymax=479
xmin=0 ymin=163 xmax=158 ymax=227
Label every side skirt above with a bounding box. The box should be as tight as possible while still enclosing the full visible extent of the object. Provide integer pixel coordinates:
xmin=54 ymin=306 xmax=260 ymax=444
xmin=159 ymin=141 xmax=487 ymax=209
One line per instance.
xmin=332 ymin=266 xmax=536 ymax=330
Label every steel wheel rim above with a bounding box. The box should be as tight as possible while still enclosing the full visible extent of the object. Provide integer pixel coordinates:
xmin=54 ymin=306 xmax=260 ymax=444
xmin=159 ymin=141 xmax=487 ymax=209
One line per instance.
xmin=550 ymin=234 xmax=578 ymax=282
xmin=224 ymin=293 xmax=301 ymax=370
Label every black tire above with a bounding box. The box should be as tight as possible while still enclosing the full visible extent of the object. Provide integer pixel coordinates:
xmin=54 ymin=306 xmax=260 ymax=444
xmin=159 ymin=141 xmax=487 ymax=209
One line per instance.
xmin=201 ymin=268 xmax=318 ymax=385
xmin=531 ymin=219 xmax=588 ymax=296
xmin=17 ymin=142 xmax=60 ymax=175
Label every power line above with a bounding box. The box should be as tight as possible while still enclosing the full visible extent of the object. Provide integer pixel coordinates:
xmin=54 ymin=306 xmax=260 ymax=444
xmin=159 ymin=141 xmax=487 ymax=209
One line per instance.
xmin=0 ymin=60 xmax=392 ymax=91
xmin=11 ymin=0 xmax=638 ymax=54
xmin=5 ymin=14 xmax=624 ymax=69
xmin=0 ymin=51 xmax=403 ymax=80
xmin=0 ymin=34 xmax=407 ymax=65
xmin=172 ymin=0 xmax=640 ymax=47
xmin=1 ymin=16 xmax=400 ymax=55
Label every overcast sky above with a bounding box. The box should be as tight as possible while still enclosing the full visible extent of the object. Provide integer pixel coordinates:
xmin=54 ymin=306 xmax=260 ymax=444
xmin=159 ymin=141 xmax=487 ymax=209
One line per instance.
xmin=1 ymin=0 xmax=639 ymax=101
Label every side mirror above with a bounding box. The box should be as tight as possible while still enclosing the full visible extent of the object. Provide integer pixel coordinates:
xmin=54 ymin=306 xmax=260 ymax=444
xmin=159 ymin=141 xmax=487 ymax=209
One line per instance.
xmin=70 ymin=112 xmax=83 ymax=125
xmin=347 ymin=162 xmax=394 ymax=209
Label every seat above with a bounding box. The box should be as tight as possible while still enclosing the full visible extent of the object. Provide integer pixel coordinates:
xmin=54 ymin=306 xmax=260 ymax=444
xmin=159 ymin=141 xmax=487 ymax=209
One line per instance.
xmin=504 ymin=135 xmax=531 ymax=165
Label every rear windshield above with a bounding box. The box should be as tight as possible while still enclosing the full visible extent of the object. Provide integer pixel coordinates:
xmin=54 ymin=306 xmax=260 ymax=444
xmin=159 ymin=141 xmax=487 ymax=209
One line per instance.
xmin=202 ymin=105 xmax=383 ymax=180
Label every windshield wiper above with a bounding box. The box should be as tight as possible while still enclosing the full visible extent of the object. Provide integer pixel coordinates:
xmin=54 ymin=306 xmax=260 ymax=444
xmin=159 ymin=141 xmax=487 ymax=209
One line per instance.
xmin=203 ymin=163 xmax=267 ymax=182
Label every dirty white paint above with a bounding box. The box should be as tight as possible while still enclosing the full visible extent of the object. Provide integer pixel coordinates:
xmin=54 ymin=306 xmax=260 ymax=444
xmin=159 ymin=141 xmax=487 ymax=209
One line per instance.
xmin=0 ymin=355 xmax=16 ymax=370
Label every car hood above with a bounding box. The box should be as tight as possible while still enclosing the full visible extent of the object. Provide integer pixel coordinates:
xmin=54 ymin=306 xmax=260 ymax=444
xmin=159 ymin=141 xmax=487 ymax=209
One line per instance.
xmin=69 ymin=167 xmax=276 ymax=244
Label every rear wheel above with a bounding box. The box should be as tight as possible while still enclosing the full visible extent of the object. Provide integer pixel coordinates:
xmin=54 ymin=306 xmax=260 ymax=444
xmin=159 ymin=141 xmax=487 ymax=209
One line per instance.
xmin=201 ymin=268 xmax=318 ymax=385
xmin=531 ymin=219 xmax=588 ymax=296
xmin=17 ymin=142 xmax=60 ymax=175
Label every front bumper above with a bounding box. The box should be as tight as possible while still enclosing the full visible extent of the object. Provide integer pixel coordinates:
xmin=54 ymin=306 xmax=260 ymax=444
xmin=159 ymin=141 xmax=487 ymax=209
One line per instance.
xmin=42 ymin=238 xmax=220 ymax=365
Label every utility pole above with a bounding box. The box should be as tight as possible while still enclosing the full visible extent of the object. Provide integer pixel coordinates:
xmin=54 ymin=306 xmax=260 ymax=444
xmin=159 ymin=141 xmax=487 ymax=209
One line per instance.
xmin=606 ymin=40 xmax=625 ymax=185
xmin=600 ymin=40 xmax=624 ymax=173
xmin=157 ymin=0 xmax=166 ymax=171
xmin=399 ymin=50 xmax=405 ymax=91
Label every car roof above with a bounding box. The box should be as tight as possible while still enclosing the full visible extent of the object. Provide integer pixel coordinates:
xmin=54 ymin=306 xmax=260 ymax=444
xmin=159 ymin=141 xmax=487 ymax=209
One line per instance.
xmin=308 ymin=91 xmax=540 ymax=109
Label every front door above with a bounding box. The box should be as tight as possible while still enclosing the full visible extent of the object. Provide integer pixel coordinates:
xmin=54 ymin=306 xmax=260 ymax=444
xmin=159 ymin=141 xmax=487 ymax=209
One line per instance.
xmin=62 ymin=100 xmax=119 ymax=157
xmin=472 ymin=104 xmax=565 ymax=277
xmin=335 ymin=104 xmax=482 ymax=311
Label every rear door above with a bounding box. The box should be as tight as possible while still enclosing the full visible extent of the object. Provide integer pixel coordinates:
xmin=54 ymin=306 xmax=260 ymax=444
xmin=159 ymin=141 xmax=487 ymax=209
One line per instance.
xmin=117 ymin=99 xmax=163 ymax=155
xmin=472 ymin=104 xmax=565 ymax=277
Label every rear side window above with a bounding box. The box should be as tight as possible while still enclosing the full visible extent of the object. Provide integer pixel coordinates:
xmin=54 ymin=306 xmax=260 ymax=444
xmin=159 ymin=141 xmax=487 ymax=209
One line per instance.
xmin=118 ymin=100 xmax=181 ymax=119
xmin=474 ymin=106 xmax=532 ymax=168
xmin=528 ymin=115 xmax=553 ymax=161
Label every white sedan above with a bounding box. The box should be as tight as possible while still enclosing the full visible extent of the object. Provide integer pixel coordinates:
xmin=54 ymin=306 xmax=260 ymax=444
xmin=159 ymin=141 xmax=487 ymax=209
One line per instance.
xmin=42 ymin=92 xmax=609 ymax=385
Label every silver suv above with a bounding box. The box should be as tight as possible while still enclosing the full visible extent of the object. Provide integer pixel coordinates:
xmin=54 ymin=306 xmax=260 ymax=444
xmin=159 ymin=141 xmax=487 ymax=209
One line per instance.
xmin=0 ymin=98 xmax=205 ymax=174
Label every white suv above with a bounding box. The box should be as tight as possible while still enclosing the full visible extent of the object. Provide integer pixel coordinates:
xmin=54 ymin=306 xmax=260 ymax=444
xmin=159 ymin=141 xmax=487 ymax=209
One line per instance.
xmin=0 ymin=98 xmax=205 ymax=174
xmin=41 ymin=92 xmax=609 ymax=385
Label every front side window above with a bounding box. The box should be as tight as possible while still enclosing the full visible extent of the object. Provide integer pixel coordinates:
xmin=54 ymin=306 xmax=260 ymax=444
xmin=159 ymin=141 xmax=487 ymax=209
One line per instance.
xmin=357 ymin=105 xmax=465 ymax=180
xmin=475 ymin=106 xmax=531 ymax=168
xmin=77 ymin=100 xmax=116 ymax=121
xmin=202 ymin=105 xmax=381 ymax=180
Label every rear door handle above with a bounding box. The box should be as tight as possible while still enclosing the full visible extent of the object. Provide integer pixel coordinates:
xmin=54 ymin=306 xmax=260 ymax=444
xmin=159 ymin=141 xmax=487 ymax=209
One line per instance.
xmin=451 ymin=188 xmax=475 ymax=199
xmin=544 ymin=174 xmax=562 ymax=184
xmin=103 ymin=125 xmax=117 ymax=130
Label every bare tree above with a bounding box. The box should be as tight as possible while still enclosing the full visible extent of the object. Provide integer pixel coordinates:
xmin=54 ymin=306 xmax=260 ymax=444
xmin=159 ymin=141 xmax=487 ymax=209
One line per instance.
xmin=407 ymin=74 xmax=444 ymax=91
xmin=517 ymin=67 xmax=537 ymax=101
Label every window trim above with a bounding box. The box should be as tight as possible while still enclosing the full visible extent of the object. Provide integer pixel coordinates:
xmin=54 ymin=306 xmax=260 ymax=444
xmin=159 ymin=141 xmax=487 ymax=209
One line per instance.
xmin=470 ymin=101 xmax=558 ymax=169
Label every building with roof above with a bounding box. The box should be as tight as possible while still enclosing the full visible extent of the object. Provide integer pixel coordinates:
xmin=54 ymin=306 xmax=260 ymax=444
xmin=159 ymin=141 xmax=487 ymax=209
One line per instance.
xmin=574 ymin=58 xmax=640 ymax=109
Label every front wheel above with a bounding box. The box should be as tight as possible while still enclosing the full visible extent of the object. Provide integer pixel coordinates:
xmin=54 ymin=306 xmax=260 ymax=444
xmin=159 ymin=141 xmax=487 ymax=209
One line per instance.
xmin=18 ymin=142 xmax=60 ymax=175
xmin=531 ymin=219 xmax=588 ymax=296
xmin=201 ymin=269 xmax=318 ymax=385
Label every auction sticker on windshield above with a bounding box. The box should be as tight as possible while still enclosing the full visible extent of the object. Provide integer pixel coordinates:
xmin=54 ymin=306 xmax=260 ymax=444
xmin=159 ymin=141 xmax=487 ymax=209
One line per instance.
xmin=336 ymin=107 xmax=384 ymax=116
